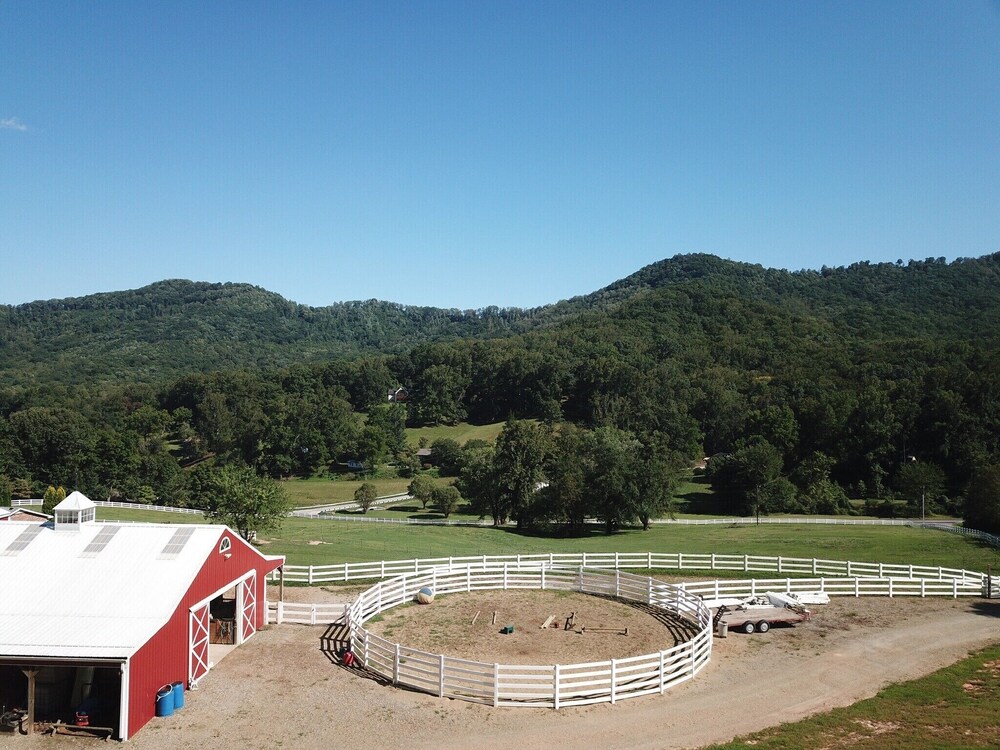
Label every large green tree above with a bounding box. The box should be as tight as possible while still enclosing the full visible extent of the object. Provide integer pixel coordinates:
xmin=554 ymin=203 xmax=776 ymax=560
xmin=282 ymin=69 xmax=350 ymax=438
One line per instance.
xmin=490 ymin=419 xmax=549 ymax=528
xmin=202 ymin=466 xmax=289 ymax=541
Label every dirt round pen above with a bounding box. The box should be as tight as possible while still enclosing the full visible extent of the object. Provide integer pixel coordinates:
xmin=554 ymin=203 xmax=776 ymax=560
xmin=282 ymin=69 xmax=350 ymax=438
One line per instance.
xmin=345 ymin=563 xmax=714 ymax=708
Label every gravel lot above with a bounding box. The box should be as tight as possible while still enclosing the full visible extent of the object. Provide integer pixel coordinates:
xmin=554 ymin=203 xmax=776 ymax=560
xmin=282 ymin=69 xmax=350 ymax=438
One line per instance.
xmin=4 ymin=590 xmax=998 ymax=750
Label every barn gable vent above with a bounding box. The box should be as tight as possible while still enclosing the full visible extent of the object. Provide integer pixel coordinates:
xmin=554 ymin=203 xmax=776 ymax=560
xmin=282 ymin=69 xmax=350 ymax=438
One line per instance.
xmin=80 ymin=525 xmax=122 ymax=558
xmin=1 ymin=523 xmax=44 ymax=556
xmin=159 ymin=527 xmax=197 ymax=558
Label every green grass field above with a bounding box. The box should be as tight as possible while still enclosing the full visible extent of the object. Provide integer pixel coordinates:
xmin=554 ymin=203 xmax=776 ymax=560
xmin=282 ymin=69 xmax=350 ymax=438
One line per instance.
xmin=94 ymin=505 xmax=999 ymax=572
xmin=280 ymin=476 xmax=423 ymax=507
xmin=257 ymin=519 xmax=1000 ymax=571
xmin=707 ymin=643 xmax=1000 ymax=749
xmin=405 ymin=421 xmax=507 ymax=447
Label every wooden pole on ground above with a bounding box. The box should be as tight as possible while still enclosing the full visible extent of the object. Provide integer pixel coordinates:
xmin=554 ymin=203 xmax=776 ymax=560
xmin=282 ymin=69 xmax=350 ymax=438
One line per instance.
xmin=492 ymin=611 xmax=497 ymax=625
xmin=471 ymin=610 xmax=481 ymax=625
xmin=22 ymin=668 xmax=38 ymax=735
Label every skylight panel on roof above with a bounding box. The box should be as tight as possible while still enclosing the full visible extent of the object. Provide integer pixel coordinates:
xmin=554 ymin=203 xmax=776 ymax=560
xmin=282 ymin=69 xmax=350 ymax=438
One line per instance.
xmin=79 ymin=525 xmax=121 ymax=558
xmin=159 ymin=527 xmax=197 ymax=559
xmin=1 ymin=524 xmax=44 ymax=555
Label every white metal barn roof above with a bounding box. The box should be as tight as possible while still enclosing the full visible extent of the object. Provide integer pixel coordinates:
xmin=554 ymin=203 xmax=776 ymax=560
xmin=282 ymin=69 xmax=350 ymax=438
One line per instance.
xmin=0 ymin=519 xmax=247 ymax=659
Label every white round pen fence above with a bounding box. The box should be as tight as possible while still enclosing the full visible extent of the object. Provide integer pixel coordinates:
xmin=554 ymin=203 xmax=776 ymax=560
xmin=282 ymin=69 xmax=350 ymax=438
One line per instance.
xmin=264 ymin=552 xmax=1000 ymax=708
xmin=345 ymin=564 xmax=713 ymax=709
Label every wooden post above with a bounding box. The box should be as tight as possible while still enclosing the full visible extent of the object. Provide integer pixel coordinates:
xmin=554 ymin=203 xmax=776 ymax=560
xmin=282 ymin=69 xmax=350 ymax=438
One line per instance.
xmin=22 ymin=668 xmax=38 ymax=735
xmin=279 ymin=564 xmax=285 ymax=603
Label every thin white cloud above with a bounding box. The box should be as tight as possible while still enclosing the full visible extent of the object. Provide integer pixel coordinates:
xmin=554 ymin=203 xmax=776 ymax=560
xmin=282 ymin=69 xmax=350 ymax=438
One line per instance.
xmin=1 ymin=118 xmax=28 ymax=132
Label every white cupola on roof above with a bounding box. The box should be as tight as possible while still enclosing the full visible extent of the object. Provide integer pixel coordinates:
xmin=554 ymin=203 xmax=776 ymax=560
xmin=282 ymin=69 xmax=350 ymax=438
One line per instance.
xmin=53 ymin=491 xmax=97 ymax=530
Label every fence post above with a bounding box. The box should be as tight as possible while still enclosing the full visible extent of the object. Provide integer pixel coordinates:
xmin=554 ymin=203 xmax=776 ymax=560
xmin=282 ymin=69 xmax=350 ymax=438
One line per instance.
xmin=659 ymin=650 xmax=666 ymax=693
xmin=439 ymin=654 xmax=445 ymax=697
xmin=953 ymin=579 xmax=958 ymax=599
xmin=494 ymin=663 xmax=500 ymax=707
xmin=888 ymin=579 xmax=893 ymax=598
xmin=648 ymin=551 xmax=653 ymax=570
xmin=554 ymin=664 xmax=560 ymax=710
xmin=504 ymin=563 xmax=509 ymax=590
xmin=615 ymin=569 xmax=621 ymax=598
xmin=311 ymin=604 xmax=317 ymax=625
xmin=921 ymin=579 xmax=926 ymax=598
xmin=392 ymin=644 xmax=400 ymax=683
xmin=854 ymin=578 xmax=860 ymax=597
xmin=744 ymin=555 xmax=749 ymax=572
xmin=812 ymin=558 xmax=817 ymax=575
xmin=610 ymin=659 xmax=617 ymax=704
xmin=276 ymin=601 xmax=283 ymax=624
xmin=308 ymin=566 xmax=315 ymax=585
xmin=778 ymin=556 xmax=783 ymax=574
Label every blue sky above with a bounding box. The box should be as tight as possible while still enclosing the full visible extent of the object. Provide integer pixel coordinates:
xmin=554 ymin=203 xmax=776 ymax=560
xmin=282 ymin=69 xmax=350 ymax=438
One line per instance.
xmin=2 ymin=1 xmax=998 ymax=309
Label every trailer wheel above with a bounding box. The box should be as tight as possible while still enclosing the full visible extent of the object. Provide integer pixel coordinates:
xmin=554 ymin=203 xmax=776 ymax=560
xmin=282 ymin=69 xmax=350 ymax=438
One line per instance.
xmin=742 ymin=621 xmax=756 ymax=634
xmin=757 ymin=621 xmax=770 ymax=633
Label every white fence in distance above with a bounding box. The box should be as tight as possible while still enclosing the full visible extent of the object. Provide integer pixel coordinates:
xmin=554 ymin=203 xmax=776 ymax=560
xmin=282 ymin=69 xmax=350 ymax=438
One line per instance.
xmin=271 ymin=551 xmax=989 ymax=589
xmin=12 ymin=498 xmax=203 ymax=515
xmin=346 ymin=564 xmax=713 ymax=709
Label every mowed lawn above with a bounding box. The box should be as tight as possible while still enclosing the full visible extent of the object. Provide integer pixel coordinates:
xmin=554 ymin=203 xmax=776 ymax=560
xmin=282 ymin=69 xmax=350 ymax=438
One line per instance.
xmin=92 ymin=504 xmax=996 ymax=574
xmin=257 ymin=520 xmax=1000 ymax=571
xmin=280 ymin=476 xmax=422 ymax=507
xmin=707 ymin=643 xmax=1000 ymax=750
xmin=405 ymin=421 xmax=507 ymax=447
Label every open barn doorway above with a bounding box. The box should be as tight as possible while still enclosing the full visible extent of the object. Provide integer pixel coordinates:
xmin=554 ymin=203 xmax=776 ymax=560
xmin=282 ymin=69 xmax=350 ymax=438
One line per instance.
xmin=189 ymin=571 xmax=258 ymax=686
xmin=0 ymin=663 xmax=122 ymax=738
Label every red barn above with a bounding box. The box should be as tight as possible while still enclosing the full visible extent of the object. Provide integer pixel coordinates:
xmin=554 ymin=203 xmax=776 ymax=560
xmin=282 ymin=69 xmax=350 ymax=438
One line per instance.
xmin=0 ymin=492 xmax=284 ymax=740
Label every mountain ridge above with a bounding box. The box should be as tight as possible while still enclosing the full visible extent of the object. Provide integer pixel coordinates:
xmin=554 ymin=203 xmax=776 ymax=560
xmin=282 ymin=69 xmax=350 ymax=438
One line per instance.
xmin=1 ymin=252 xmax=998 ymax=388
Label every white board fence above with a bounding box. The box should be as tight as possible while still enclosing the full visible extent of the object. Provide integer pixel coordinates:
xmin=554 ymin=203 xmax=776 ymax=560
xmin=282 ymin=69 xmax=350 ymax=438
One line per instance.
xmin=345 ymin=564 xmax=713 ymax=709
xmin=270 ymin=551 xmax=989 ymax=588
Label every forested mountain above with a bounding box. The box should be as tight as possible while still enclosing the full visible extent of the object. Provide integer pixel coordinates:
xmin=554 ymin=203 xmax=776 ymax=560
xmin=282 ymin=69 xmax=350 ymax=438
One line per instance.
xmin=0 ymin=279 xmax=538 ymax=387
xmin=1 ymin=253 xmax=998 ymax=388
xmin=2 ymin=252 xmax=999 ymax=528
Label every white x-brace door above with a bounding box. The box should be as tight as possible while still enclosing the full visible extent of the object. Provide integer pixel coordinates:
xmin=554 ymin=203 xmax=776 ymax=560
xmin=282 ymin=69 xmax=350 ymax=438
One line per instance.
xmin=240 ymin=572 xmax=257 ymax=643
xmin=189 ymin=604 xmax=211 ymax=686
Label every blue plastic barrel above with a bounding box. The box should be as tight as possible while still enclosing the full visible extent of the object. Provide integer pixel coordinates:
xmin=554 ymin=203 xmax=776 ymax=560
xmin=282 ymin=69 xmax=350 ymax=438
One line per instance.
xmin=172 ymin=681 xmax=185 ymax=709
xmin=155 ymin=684 xmax=174 ymax=717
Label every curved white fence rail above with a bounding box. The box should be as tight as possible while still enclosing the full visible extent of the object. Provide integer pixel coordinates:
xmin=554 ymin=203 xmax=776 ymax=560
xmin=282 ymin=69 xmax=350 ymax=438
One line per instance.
xmin=271 ymin=551 xmax=989 ymax=588
xmin=346 ymin=564 xmax=713 ymax=709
